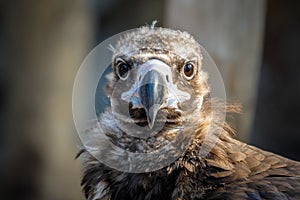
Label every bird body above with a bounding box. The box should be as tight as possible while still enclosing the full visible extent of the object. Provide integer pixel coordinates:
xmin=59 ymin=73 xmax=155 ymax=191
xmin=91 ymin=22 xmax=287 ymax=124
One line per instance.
xmin=78 ymin=26 xmax=300 ymax=200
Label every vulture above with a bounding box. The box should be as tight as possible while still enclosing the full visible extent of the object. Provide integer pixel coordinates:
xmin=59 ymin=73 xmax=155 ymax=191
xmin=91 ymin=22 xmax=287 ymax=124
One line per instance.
xmin=77 ymin=25 xmax=300 ymax=200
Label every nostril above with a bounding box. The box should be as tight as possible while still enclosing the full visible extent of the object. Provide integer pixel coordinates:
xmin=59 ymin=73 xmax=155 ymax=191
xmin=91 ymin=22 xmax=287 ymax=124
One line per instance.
xmin=166 ymin=75 xmax=169 ymax=83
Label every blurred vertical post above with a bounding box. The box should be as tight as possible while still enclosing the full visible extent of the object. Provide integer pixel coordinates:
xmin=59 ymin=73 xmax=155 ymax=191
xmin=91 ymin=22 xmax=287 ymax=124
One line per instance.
xmin=2 ymin=0 xmax=93 ymax=199
xmin=165 ymin=0 xmax=266 ymax=141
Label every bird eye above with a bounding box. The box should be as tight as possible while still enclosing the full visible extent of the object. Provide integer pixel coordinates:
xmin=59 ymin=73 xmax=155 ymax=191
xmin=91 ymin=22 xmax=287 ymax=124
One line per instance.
xmin=116 ymin=59 xmax=131 ymax=80
xmin=183 ymin=62 xmax=195 ymax=79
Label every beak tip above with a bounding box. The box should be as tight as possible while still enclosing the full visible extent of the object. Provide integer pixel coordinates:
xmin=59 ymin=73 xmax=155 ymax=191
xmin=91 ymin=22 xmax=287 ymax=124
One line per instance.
xmin=147 ymin=118 xmax=155 ymax=129
xmin=146 ymin=104 xmax=160 ymax=130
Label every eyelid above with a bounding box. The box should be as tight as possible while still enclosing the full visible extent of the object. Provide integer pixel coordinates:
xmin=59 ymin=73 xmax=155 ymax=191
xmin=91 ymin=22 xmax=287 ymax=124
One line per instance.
xmin=185 ymin=60 xmax=196 ymax=66
xmin=115 ymin=57 xmax=126 ymax=66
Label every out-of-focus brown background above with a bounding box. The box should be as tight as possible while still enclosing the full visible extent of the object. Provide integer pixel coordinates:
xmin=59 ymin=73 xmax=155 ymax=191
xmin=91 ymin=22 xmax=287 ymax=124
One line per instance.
xmin=0 ymin=0 xmax=299 ymax=199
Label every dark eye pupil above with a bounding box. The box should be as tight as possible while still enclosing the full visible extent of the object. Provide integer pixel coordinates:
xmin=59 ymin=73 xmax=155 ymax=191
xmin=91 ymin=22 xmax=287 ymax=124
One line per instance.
xmin=118 ymin=63 xmax=129 ymax=78
xmin=184 ymin=63 xmax=194 ymax=77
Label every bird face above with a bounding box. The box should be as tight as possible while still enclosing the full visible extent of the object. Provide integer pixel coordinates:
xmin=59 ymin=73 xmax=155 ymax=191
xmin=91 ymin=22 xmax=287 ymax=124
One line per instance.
xmin=119 ymin=58 xmax=191 ymax=128
xmin=106 ymin=27 xmax=209 ymax=137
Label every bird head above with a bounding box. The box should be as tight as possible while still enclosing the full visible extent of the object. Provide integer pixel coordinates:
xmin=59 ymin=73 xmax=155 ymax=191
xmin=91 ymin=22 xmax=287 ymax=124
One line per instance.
xmin=105 ymin=26 xmax=210 ymax=137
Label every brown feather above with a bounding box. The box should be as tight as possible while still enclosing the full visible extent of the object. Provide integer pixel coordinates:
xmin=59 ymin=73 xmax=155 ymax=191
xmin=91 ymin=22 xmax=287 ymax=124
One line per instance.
xmin=78 ymin=26 xmax=300 ymax=200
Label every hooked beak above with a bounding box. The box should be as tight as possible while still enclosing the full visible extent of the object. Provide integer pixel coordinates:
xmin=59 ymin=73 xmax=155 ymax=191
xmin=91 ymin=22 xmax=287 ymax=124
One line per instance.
xmin=138 ymin=70 xmax=167 ymax=129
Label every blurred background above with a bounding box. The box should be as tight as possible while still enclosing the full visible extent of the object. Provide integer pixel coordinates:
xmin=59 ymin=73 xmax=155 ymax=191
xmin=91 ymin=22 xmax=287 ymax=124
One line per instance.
xmin=0 ymin=0 xmax=299 ymax=199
